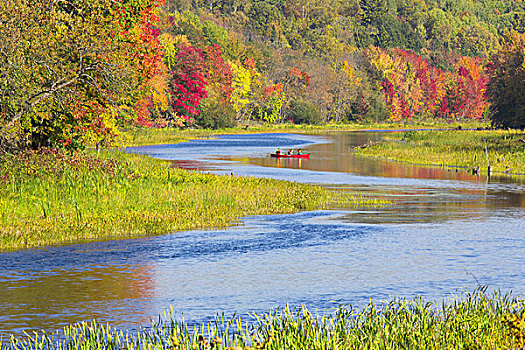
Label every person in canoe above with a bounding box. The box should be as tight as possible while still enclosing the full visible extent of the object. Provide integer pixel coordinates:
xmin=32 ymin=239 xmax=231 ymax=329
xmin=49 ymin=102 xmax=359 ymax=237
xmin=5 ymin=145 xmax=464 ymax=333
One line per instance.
xmin=297 ymin=149 xmax=302 ymax=155
xmin=276 ymin=148 xmax=281 ymax=155
xmin=288 ymin=149 xmax=293 ymax=155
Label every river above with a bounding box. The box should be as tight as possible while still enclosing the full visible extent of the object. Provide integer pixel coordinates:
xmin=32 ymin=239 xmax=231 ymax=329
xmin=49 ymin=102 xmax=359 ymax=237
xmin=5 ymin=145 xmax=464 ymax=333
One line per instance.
xmin=1 ymin=131 xmax=524 ymax=338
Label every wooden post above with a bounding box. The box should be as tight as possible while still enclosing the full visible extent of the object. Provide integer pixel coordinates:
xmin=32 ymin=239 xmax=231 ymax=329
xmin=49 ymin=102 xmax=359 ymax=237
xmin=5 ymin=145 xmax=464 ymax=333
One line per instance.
xmin=484 ymin=139 xmax=491 ymax=177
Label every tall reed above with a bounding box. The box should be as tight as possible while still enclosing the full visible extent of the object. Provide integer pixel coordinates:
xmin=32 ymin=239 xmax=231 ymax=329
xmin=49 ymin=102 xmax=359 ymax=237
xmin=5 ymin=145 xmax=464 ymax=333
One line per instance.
xmin=3 ymin=288 xmax=524 ymax=349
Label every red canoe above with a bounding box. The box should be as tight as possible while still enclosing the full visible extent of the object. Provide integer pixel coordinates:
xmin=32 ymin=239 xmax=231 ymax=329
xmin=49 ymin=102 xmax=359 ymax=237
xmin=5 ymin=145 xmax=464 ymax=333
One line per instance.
xmin=270 ymin=153 xmax=310 ymax=159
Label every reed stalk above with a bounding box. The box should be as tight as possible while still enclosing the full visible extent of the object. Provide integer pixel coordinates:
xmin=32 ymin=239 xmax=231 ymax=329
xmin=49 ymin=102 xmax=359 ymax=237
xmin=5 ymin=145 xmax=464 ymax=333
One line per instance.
xmin=2 ymin=288 xmax=524 ymax=349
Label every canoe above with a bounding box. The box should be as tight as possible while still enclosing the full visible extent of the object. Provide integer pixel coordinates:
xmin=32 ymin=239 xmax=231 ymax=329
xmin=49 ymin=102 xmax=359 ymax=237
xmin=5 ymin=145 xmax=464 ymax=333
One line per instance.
xmin=270 ymin=153 xmax=310 ymax=159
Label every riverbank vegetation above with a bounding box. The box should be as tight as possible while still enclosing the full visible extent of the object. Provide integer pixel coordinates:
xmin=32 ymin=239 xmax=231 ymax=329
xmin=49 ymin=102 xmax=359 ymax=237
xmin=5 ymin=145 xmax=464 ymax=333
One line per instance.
xmin=355 ymin=129 xmax=525 ymax=176
xmin=1 ymin=148 xmax=381 ymax=251
xmin=3 ymin=288 xmax=525 ymax=349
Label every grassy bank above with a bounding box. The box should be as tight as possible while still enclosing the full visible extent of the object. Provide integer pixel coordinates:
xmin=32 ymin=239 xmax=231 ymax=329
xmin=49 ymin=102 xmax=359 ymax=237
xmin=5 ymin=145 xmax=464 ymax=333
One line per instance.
xmin=127 ymin=120 xmax=488 ymax=147
xmin=4 ymin=288 xmax=525 ymax=349
xmin=355 ymin=129 xmax=525 ymax=176
xmin=0 ymin=148 xmax=380 ymax=251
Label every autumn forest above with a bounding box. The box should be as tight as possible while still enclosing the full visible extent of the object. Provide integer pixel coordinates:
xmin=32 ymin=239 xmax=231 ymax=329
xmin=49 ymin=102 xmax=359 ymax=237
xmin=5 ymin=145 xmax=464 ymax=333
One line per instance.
xmin=1 ymin=0 xmax=524 ymax=151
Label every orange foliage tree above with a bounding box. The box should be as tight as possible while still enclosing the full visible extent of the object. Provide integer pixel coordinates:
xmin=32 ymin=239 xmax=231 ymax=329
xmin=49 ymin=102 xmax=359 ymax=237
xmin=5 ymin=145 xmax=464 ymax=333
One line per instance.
xmin=367 ymin=47 xmax=489 ymax=122
xmin=445 ymin=56 xmax=490 ymax=120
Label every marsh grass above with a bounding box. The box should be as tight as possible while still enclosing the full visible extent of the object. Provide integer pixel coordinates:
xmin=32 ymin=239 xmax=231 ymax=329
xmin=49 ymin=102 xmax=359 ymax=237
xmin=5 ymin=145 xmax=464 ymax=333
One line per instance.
xmin=0 ymin=148 xmax=380 ymax=251
xmin=3 ymin=288 xmax=524 ymax=349
xmin=356 ymin=129 xmax=525 ymax=176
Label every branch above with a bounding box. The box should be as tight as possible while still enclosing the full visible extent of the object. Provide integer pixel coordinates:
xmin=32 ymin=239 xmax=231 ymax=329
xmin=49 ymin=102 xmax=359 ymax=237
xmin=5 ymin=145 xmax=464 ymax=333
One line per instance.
xmin=1 ymin=75 xmax=79 ymax=131
xmin=1 ymin=54 xmax=109 ymax=132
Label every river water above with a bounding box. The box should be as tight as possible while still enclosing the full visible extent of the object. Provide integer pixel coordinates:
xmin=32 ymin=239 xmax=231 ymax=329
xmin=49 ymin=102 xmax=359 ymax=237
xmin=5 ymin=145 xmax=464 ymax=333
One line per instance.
xmin=1 ymin=132 xmax=524 ymax=337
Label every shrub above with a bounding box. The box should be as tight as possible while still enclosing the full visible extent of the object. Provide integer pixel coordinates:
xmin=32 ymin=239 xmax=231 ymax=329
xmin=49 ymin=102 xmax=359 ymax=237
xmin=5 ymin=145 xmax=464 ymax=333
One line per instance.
xmin=288 ymin=100 xmax=323 ymax=125
xmin=195 ymin=100 xmax=236 ymax=129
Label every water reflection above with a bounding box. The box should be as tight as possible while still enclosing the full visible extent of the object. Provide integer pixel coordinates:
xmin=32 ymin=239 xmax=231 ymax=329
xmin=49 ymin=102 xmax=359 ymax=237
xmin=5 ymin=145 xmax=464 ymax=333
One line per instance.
xmin=274 ymin=157 xmax=309 ymax=169
xmin=1 ymin=243 xmax=155 ymax=336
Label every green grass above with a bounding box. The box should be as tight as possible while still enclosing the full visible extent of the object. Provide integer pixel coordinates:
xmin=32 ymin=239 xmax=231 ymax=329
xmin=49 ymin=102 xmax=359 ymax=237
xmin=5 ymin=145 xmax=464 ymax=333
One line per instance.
xmin=355 ymin=129 xmax=525 ymax=176
xmin=3 ymin=288 xmax=525 ymax=349
xmin=0 ymin=148 xmax=382 ymax=251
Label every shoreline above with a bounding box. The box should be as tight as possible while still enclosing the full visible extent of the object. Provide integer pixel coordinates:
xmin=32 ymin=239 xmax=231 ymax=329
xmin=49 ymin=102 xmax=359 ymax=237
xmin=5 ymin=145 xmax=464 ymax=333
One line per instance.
xmin=3 ymin=123 xmax=516 ymax=252
xmin=126 ymin=120 xmax=488 ymax=147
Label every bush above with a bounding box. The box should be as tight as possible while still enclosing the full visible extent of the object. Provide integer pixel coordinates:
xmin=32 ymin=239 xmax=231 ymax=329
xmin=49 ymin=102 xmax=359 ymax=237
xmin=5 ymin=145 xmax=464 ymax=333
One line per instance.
xmin=362 ymin=92 xmax=390 ymax=122
xmin=195 ymin=100 xmax=237 ymax=129
xmin=288 ymin=100 xmax=323 ymax=125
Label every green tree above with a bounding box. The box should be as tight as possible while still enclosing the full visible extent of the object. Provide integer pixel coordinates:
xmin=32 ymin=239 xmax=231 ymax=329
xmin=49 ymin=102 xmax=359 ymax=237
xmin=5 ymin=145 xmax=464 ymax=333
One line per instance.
xmin=359 ymin=0 xmax=388 ymax=26
xmin=397 ymin=0 xmax=428 ymax=26
xmin=425 ymin=8 xmax=461 ymax=53
xmin=249 ymin=1 xmax=285 ymax=43
xmin=487 ymin=30 xmax=525 ymax=129
xmin=195 ymin=98 xmax=236 ymax=129
xmin=454 ymin=15 xmax=500 ymax=58
xmin=288 ymin=100 xmax=322 ymax=124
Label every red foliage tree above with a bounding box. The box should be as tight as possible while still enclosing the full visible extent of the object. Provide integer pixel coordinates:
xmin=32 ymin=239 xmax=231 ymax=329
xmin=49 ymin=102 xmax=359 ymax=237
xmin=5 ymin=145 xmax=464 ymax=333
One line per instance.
xmin=167 ymin=44 xmax=208 ymax=125
xmin=112 ymin=0 xmax=166 ymax=80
